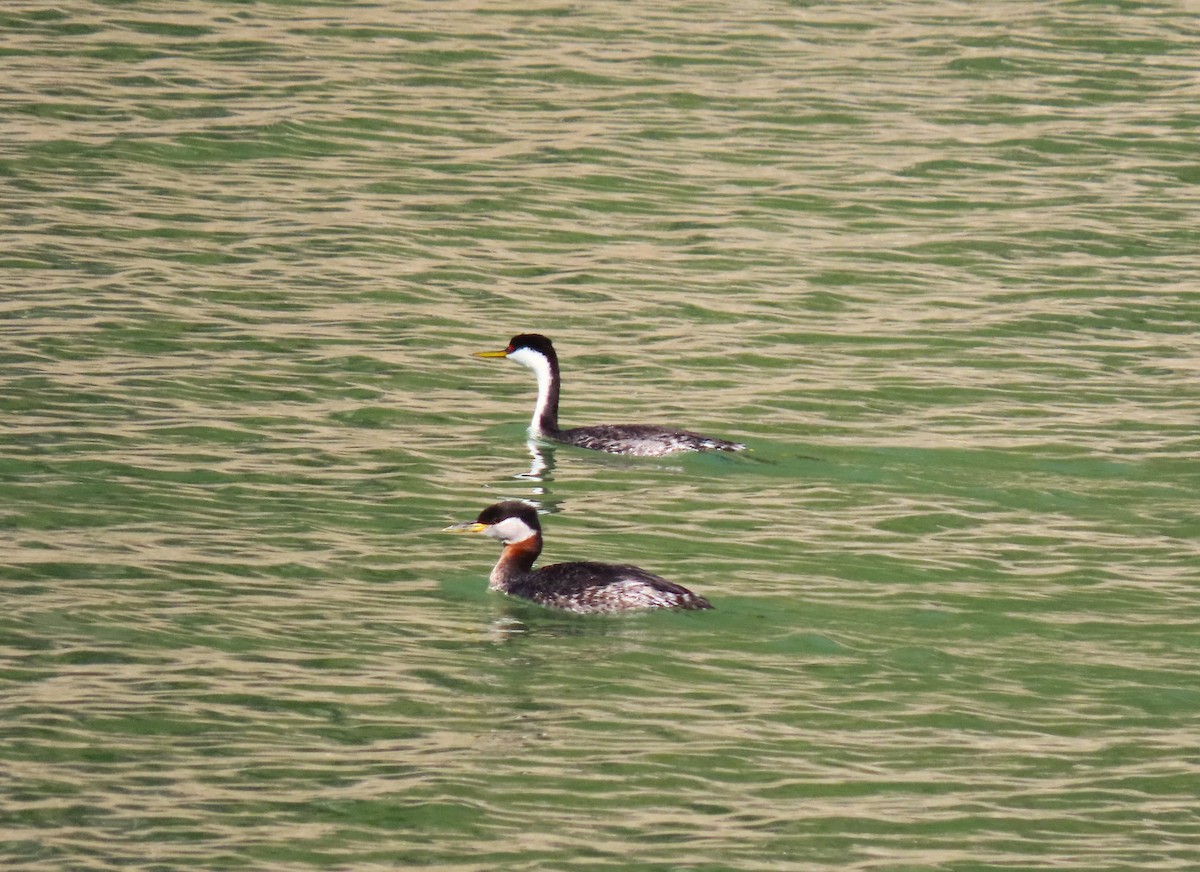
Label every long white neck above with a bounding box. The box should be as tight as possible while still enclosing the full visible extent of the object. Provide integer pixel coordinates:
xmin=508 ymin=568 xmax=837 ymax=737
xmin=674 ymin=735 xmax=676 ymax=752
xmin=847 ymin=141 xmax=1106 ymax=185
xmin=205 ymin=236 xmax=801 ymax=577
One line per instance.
xmin=507 ymin=347 xmax=560 ymax=438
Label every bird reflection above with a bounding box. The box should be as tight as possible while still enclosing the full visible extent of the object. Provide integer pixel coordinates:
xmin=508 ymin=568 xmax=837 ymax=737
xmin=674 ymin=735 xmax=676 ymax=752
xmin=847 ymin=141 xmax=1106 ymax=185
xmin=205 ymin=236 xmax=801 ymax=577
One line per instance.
xmin=516 ymin=439 xmax=556 ymax=485
xmin=482 ymin=603 xmax=635 ymax=643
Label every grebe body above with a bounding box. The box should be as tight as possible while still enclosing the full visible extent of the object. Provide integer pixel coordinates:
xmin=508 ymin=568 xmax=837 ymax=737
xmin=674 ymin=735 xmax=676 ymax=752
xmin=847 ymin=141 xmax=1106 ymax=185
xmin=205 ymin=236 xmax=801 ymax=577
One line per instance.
xmin=475 ymin=334 xmax=746 ymax=458
xmin=446 ymin=501 xmax=712 ymax=614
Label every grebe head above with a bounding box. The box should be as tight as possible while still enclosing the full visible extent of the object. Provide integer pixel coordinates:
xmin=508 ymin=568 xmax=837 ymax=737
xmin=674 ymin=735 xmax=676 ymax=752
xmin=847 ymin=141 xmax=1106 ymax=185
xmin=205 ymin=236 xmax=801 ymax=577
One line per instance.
xmin=475 ymin=333 xmax=557 ymax=372
xmin=444 ymin=500 xmax=541 ymax=544
xmin=474 ymin=334 xmax=562 ymax=437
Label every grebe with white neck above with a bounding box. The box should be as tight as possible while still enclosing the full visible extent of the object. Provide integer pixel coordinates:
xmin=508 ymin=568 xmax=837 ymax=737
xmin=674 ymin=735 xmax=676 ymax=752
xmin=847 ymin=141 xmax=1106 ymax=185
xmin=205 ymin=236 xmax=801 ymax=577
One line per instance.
xmin=475 ymin=334 xmax=747 ymax=457
xmin=445 ymin=501 xmax=712 ymax=613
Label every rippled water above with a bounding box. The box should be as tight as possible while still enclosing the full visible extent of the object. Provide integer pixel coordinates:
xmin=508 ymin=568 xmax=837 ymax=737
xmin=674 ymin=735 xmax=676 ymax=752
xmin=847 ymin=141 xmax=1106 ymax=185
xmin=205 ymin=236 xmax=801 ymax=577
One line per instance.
xmin=3 ymin=2 xmax=1199 ymax=869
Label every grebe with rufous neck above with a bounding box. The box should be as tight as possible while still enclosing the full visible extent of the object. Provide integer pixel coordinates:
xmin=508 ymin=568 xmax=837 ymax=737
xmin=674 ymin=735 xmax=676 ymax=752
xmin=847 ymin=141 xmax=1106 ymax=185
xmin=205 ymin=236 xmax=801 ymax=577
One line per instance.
xmin=445 ymin=501 xmax=713 ymax=614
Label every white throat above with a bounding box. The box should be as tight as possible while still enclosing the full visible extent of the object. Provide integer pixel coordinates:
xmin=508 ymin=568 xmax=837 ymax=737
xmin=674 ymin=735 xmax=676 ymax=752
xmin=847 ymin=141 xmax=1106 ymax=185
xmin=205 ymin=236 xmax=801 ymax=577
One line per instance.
xmin=507 ymin=346 xmax=554 ymax=438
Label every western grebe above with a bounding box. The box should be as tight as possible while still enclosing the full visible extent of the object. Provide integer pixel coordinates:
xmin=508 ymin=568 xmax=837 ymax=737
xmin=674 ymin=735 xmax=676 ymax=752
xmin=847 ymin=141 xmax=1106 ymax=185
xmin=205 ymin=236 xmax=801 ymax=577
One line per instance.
xmin=445 ymin=501 xmax=713 ymax=614
xmin=475 ymin=333 xmax=747 ymax=457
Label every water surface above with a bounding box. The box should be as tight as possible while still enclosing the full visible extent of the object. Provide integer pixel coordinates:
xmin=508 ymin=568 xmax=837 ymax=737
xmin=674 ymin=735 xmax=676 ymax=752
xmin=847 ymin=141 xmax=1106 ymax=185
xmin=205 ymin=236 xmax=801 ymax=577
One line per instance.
xmin=2 ymin=2 xmax=1198 ymax=870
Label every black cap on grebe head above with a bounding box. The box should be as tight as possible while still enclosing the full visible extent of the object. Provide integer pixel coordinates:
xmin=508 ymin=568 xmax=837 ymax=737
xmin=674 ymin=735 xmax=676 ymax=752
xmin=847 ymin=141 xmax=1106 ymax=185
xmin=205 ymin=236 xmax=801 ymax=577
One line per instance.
xmin=476 ymin=500 xmax=542 ymax=530
xmin=505 ymin=334 xmax=556 ymax=361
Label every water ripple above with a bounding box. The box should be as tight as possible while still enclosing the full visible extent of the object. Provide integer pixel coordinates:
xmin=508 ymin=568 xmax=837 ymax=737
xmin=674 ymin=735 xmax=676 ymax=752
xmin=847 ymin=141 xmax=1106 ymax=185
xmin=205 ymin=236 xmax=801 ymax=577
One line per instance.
xmin=3 ymin=1 xmax=1199 ymax=869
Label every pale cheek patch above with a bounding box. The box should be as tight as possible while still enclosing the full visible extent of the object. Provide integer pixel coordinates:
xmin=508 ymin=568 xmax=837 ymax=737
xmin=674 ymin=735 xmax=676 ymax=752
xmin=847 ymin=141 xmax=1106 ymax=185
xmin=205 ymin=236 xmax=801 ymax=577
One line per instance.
xmin=507 ymin=346 xmax=546 ymax=373
xmin=486 ymin=516 xmax=538 ymax=544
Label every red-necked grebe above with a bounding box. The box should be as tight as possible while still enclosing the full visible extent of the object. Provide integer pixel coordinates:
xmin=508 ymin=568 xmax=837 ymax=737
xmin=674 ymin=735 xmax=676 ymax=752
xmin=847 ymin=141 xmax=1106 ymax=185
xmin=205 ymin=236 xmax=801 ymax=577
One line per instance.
xmin=475 ymin=333 xmax=747 ymax=457
xmin=445 ymin=501 xmax=713 ymax=614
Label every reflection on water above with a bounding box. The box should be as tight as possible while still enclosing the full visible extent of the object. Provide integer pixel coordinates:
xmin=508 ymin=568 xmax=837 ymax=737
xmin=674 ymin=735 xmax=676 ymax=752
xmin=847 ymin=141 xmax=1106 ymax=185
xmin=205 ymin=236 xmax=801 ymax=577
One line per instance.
xmin=3 ymin=1 xmax=1199 ymax=870
xmin=517 ymin=439 xmax=555 ymax=485
xmin=513 ymin=438 xmax=701 ymax=490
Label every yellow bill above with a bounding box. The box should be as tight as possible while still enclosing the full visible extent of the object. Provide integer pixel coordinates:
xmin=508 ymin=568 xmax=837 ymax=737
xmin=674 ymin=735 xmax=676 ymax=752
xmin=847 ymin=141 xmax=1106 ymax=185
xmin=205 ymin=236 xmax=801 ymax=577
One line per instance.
xmin=443 ymin=521 xmax=488 ymax=534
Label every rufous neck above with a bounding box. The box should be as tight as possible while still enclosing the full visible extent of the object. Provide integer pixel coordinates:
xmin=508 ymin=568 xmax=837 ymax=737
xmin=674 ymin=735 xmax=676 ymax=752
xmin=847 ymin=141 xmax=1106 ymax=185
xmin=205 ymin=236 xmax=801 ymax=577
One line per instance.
xmin=489 ymin=534 xmax=542 ymax=591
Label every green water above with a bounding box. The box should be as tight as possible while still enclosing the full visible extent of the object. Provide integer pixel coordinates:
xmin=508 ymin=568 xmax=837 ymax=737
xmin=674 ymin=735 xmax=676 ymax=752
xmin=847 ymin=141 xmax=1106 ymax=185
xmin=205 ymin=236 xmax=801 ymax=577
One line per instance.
xmin=3 ymin=2 xmax=1198 ymax=870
